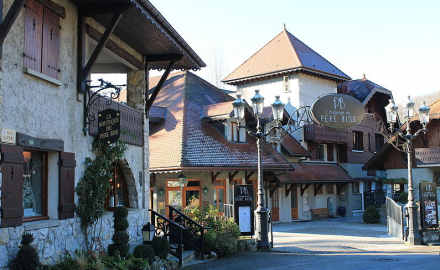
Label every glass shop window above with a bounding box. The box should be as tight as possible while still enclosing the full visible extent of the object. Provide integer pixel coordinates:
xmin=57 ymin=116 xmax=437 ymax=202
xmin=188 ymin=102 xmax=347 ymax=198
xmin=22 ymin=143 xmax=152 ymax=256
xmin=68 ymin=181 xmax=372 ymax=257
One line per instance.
xmin=23 ymin=150 xmax=47 ymax=219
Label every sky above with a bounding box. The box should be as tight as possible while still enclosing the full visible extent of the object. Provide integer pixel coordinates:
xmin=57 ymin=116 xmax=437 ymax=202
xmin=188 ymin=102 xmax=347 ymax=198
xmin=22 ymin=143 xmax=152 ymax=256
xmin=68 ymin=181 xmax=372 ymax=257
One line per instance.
xmin=96 ymin=0 xmax=440 ymax=104
xmin=149 ymin=0 xmax=440 ymax=104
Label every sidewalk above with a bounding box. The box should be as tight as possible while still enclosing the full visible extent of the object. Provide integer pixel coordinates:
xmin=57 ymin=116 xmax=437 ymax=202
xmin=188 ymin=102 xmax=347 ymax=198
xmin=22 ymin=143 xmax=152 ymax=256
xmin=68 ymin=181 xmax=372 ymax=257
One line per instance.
xmin=182 ymin=215 xmax=440 ymax=270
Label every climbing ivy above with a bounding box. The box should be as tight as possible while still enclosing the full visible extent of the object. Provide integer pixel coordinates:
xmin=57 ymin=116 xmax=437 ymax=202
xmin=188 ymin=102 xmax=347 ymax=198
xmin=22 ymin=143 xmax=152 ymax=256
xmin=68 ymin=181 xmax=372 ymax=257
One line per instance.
xmin=76 ymin=139 xmax=127 ymax=251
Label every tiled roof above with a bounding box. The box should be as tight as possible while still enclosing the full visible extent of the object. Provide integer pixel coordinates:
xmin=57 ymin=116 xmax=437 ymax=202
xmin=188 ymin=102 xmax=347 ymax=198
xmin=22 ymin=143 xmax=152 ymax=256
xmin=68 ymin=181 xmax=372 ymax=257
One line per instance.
xmin=338 ymin=76 xmax=392 ymax=104
xmin=280 ymin=132 xmax=310 ymax=157
xmin=149 ymin=71 xmax=294 ymax=171
xmin=149 ymin=106 xmax=167 ymax=121
xmin=223 ymin=27 xmax=350 ymax=84
xmin=202 ymin=101 xmax=234 ymax=119
xmin=277 ymin=164 xmax=352 ymax=183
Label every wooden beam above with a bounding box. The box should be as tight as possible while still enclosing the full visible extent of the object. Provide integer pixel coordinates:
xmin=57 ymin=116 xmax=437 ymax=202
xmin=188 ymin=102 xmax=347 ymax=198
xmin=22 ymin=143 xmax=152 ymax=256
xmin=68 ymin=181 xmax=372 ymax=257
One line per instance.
xmin=145 ymin=54 xmax=183 ymax=63
xmin=228 ymin=171 xmax=239 ymax=182
xmin=245 ymin=171 xmax=255 ymax=182
xmin=146 ymin=59 xmax=176 ymax=117
xmin=0 ymin=0 xmax=26 ymax=49
xmin=285 ymin=184 xmax=294 ymax=197
xmin=300 ymin=183 xmax=311 ymax=196
xmin=86 ymin=24 xmax=143 ymax=70
xmin=36 ymin=0 xmax=66 ymax=18
xmin=77 ymin=3 xmax=132 ymax=16
xmin=211 ymin=171 xmax=221 ymax=184
xmin=82 ymin=12 xmax=123 ymax=81
xmin=314 ymin=183 xmax=324 ymax=196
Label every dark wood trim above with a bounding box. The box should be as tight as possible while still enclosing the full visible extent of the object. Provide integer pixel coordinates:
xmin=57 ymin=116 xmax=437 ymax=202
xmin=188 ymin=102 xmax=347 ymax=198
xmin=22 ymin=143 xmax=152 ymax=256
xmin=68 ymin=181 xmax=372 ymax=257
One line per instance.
xmin=146 ymin=59 xmax=177 ymax=115
xmin=0 ymin=0 xmax=27 ymax=48
xmin=285 ymin=184 xmax=294 ymax=197
xmin=314 ymin=183 xmax=324 ymax=196
xmin=36 ymin=0 xmax=65 ymax=18
xmin=86 ymin=24 xmax=143 ymax=70
xmin=77 ymin=3 xmax=132 ymax=17
xmin=150 ymin=173 xmax=156 ymax=186
xmin=82 ymin=12 xmax=123 ymax=81
xmin=144 ymin=61 xmax=149 ymax=117
xmin=16 ymin=132 xmax=64 ymax=151
xmin=270 ymin=184 xmax=278 ymax=198
xmin=245 ymin=171 xmax=255 ymax=182
xmin=211 ymin=171 xmax=221 ymax=184
xmin=145 ymin=54 xmax=183 ymax=63
xmin=300 ymin=183 xmax=311 ymax=196
xmin=228 ymin=171 xmax=239 ymax=182
xmin=77 ymin=12 xmax=86 ymax=93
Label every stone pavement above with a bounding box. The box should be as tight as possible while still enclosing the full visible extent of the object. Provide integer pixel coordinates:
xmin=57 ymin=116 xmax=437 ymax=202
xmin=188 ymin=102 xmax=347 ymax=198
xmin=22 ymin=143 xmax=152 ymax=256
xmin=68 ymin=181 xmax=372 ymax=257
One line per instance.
xmin=182 ymin=214 xmax=440 ymax=270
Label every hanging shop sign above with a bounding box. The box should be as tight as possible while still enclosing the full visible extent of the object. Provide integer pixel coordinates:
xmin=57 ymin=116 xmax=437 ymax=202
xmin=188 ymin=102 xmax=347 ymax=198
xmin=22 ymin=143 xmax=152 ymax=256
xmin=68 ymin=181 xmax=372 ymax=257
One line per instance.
xmin=98 ymin=109 xmax=120 ymax=144
xmin=311 ymin=94 xmax=365 ymax=129
xmin=419 ymin=183 xmax=438 ymax=228
xmin=233 ymin=185 xmax=254 ymax=236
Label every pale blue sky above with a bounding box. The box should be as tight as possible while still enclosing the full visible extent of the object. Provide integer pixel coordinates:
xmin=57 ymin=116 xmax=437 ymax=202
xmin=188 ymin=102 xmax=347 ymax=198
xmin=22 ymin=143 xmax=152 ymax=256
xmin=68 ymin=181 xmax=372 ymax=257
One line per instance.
xmin=149 ymin=0 xmax=440 ymax=103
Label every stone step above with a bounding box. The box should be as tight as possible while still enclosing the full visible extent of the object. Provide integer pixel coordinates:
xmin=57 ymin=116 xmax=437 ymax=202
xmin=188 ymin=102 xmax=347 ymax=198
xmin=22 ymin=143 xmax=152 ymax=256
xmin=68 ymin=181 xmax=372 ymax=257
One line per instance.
xmin=168 ymin=250 xmax=196 ymax=266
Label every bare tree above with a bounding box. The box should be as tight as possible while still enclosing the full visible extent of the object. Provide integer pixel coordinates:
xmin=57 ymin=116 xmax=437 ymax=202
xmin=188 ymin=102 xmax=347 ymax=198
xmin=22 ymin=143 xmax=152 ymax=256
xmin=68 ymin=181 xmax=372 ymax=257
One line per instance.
xmin=207 ymin=47 xmax=227 ymax=89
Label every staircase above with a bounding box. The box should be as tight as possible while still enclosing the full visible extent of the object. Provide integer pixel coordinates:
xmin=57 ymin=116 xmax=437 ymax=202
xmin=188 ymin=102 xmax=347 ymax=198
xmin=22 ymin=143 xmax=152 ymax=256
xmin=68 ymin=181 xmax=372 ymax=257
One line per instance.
xmin=149 ymin=207 xmax=210 ymax=267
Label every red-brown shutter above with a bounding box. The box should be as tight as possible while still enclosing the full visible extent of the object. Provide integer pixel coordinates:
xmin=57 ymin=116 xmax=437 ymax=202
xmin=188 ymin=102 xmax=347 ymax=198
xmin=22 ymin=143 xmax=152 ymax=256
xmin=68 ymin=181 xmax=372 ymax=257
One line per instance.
xmin=1 ymin=145 xmax=24 ymax=228
xmin=23 ymin=0 xmax=43 ymax=72
xmin=42 ymin=6 xmax=60 ymax=79
xmin=327 ymin=144 xmax=334 ymax=161
xmin=58 ymin=152 xmax=76 ymax=219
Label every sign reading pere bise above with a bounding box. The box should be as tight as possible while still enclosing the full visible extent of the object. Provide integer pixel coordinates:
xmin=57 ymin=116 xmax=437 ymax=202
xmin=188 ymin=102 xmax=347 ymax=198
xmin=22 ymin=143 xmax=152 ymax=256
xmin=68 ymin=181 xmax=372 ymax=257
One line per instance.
xmin=311 ymin=94 xmax=365 ymax=129
xmin=98 ymin=109 xmax=120 ymax=144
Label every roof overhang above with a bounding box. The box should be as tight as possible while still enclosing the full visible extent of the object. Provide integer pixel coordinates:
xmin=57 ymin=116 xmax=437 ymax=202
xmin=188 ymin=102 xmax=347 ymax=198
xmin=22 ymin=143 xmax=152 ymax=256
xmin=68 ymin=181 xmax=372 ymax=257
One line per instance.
xmin=150 ymin=166 xmax=295 ymax=173
xmin=276 ymin=164 xmax=352 ymax=184
xmin=222 ymin=67 xmax=350 ymax=86
xmin=69 ymin=0 xmax=205 ymax=70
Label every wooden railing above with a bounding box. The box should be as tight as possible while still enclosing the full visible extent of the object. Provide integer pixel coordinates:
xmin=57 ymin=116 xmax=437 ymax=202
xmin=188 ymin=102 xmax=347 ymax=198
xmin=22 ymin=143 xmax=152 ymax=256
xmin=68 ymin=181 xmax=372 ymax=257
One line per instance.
xmin=167 ymin=205 xmax=210 ymax=260
xmin=415 ymin=147 xmax=440 ymax=167
xmin=149 ymin=209 xmax=186 ymax=267
xmin=89 ymin=96 xmax=143 ymax=146
xmin=304 ymin=124 xmax=348 ymax=143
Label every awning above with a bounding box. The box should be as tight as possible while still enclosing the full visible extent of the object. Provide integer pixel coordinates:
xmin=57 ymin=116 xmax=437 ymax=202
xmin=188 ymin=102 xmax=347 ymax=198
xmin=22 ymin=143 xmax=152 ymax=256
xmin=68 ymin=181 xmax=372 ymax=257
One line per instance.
xmin=280 ymin=132 xmax=311 ymax=157
xmin=276 ymin=164 xmax=352 ymax=183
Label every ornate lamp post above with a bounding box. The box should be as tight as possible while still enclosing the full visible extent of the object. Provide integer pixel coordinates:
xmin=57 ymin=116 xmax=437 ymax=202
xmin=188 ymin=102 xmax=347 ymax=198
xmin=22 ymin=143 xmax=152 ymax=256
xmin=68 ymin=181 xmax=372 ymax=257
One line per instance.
xmin=232 ymin=90 xmax=285 ymax=250
xmin=384 ymin=96 xmax=430 ymax=245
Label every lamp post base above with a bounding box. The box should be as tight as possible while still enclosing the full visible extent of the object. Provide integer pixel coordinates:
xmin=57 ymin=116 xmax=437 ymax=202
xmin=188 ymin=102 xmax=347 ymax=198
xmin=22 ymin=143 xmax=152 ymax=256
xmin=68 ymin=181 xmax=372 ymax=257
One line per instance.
xmin=406 ymin=204 xmax=422 ymax=245
xmin=255 ymin=207 xmax=271 ymax=250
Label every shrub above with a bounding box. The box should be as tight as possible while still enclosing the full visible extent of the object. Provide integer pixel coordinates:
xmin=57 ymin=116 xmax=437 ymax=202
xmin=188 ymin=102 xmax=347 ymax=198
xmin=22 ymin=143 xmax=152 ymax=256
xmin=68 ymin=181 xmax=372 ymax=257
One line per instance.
xmin=150 ymin=236 xmax=170 ymax=260
xmin=10 ymin=232 xmax=41 ymax=270
xmin=133 ymin=244 xmax=155 ymax=262
xmin=108 ymin=206 xmax=130 ymax=257
xmin=363 ymin=206 xmax=381 ymax=223
xmin=396 ymin=192 xmax=408 ymax=204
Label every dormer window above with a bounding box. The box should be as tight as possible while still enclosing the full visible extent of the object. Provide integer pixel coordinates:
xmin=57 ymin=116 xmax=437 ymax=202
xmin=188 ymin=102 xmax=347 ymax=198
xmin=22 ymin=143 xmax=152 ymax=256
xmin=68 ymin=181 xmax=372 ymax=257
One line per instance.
xmin=283 ymin=75 xmax=290 ymax=92
xmin=231 ymin=121 xmax=240 ymax=142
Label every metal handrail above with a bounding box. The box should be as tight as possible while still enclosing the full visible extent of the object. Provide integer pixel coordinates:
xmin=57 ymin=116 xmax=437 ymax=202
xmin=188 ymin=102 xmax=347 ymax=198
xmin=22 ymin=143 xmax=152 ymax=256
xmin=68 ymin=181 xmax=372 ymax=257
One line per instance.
xmin=149 ymin=209 xmax=186 ymax=267
xmin=167 ymin=205 xmax=210 ymax=260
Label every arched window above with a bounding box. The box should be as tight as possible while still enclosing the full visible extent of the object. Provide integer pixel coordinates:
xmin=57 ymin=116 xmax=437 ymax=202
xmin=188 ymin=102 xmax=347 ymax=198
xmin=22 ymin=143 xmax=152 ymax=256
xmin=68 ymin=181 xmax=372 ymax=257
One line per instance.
xmin=106 ymin=164 xmax=129 ymax=210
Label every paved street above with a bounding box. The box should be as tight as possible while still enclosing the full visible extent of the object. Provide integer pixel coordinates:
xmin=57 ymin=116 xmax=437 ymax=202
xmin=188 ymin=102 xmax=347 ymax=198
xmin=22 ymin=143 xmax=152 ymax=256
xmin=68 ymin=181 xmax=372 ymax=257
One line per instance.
xmin=183 ymin=214 xmax=440 ymax=270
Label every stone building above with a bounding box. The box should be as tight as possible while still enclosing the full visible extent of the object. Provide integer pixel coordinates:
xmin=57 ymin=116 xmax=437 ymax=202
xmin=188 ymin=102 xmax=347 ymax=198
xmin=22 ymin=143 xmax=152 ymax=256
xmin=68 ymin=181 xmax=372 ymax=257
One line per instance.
xmin=0 ymin=0 xmax=204 ymax=267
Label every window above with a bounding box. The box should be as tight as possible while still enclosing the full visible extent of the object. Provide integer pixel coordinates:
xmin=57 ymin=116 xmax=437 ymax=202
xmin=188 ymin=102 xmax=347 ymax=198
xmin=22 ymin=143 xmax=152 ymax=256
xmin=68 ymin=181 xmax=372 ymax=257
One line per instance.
xmin=106 ymin=165 xmax=129 ymax=210
xmin=213 ymin=180 xmax=225 ymax=212
xmin=352 ymin=182 xmax=360 ymax=193
xmin=231 ymin=121 xmax=240 ymax=142
xmin=315 ymin=184 xmax=323 ymax=194
xmin=283 ymin=75 xmax=290 ymax=92
xmin=23 ymin=150 xmax=47 ymax=219
xmin=24 ymin=0 xmax=61 ymax=79
xmin=316 ymin=144 xmax=325 ymax=160
xmin=434 ymin=172 xmax=440 ymax=186
xmin=353 ymin=131 xmax=363 ymax=151
xmin=375 ymin=134 xmax=384 ymax=152
xmin=326 ymin=184 xmax=334 ymax=194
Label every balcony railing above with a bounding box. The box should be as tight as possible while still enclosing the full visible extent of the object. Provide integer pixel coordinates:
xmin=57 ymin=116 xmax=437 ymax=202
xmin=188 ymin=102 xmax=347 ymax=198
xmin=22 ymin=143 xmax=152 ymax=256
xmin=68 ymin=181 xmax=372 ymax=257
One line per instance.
xmin=89 ymin=96 xmax=143 ymax=146
xmin=304 ymin=124 xmax=348 ymax=143
xmin=415 ymin=147 xmax=440 ymax=167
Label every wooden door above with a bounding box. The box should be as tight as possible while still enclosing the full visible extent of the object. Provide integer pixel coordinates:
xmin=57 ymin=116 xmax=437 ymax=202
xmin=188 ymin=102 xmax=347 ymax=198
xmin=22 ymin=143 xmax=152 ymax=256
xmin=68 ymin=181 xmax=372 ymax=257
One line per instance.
xmin=271 ymin=188 xmax=279 ymax=221
xmin=291 ymin=185 xmax=298 ymax=220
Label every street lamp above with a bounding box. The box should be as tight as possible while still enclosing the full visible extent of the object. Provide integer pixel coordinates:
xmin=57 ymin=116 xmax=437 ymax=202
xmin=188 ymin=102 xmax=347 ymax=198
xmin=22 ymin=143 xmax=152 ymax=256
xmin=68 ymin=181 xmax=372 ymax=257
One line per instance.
xmin=232 ymin=90 xmax=285 ymax=250
xmin=384 ymin=96 xmax=430 ymax=245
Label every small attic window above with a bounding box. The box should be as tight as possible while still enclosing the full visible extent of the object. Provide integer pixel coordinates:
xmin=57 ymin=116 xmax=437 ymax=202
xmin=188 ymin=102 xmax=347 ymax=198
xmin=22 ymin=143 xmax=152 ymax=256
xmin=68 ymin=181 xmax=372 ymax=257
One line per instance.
xmin=283 ymin=75 xmax=290 ymax=92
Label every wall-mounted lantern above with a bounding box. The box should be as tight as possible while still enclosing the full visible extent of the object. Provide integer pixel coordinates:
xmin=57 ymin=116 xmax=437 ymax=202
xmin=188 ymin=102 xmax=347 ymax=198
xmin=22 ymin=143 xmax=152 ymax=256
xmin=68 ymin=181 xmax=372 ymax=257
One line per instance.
xmin=158 ymin=188 xmax=164 ymax=197
xmin=142 ymin=222 xmax=155 ymax=243
xmin=177 ymin=173 xmax=187 ymax=190
xmin=203 ymin=186 xmax=209 ymax=195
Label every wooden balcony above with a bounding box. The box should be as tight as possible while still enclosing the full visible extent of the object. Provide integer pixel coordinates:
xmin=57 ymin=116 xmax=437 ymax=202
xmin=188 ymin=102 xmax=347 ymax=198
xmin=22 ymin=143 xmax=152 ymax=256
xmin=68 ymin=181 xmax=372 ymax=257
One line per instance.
xmin=415 ymin=147 xmax=440 ymax=167
xmin=89 ymin=96 xmax=143 ymax=146
xmin=304 ymin=124 xmax=348 ymax=143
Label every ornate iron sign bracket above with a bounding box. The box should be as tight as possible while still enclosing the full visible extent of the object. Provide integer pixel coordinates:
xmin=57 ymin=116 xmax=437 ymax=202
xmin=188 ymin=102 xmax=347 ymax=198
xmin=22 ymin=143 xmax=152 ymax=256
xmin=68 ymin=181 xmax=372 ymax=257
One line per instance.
xmin=83 ymin=78 xmax=126 ymax=136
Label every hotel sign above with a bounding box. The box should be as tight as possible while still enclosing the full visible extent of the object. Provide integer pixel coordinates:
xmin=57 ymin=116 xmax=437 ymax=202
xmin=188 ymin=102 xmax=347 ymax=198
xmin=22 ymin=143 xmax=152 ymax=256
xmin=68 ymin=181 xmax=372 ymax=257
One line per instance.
xmin=98 ymin=109 xmax=120 ymax=144
xmin=420 ymin=183 xmax=438 ymax=228
xmin=311 ymin=94 xmax=365 ymax=129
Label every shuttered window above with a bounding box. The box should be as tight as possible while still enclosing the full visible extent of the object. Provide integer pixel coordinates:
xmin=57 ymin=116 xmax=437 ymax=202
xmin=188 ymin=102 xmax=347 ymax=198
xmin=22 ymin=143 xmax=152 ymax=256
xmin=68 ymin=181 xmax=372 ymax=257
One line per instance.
xmin=24 ymin=0 xmax=60 ymax=79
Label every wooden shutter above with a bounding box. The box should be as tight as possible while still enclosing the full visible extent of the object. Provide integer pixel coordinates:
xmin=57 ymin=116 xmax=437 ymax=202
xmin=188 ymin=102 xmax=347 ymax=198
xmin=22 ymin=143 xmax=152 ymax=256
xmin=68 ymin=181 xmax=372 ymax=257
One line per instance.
xmin=23 ymin=0 xmax=43 ymax=72
xmin=1 ymin=145 xmax=24 ymax=228
xmin=327 ymin=144 xmax=334 ymax=161
xmin=58 ymin=152 xmax=76 ymax=219
xmin=42 ymin=6 xmax=60 ymax=79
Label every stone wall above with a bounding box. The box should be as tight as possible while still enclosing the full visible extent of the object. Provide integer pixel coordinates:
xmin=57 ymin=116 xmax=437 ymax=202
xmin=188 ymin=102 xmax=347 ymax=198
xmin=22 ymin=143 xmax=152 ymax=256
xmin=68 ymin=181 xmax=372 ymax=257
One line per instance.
xmin=0 ymin=209 xmax=148 ymax=268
